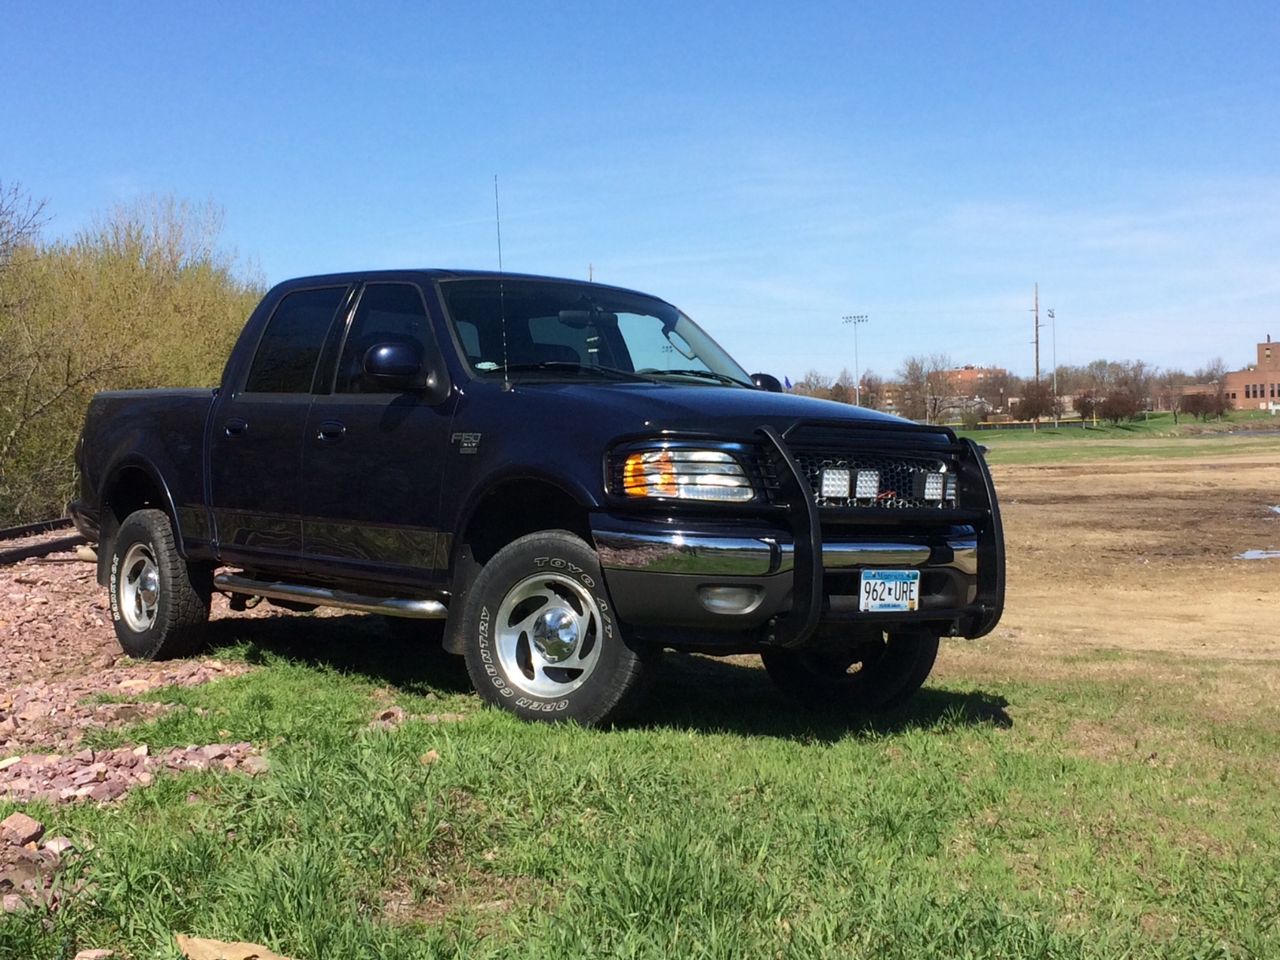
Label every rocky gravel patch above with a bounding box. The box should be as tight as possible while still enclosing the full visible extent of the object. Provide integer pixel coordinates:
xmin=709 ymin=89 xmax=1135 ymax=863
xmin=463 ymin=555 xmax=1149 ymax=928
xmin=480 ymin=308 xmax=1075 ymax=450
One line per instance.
xmin=1 ymin=743 xmax=268 ymax=806
xmin=0 ymin=537 xmax=274 ymax=807
xmin=0 ymin=810 xmax=80 ymax=915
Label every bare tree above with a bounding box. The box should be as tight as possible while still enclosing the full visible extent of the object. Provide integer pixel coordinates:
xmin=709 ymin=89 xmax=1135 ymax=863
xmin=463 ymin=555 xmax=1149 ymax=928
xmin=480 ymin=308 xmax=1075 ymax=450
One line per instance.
xmin=792 ymin=369 xmax=833 ymax=398
xmin=860 ymin=370 xmax=885 ymax=410
xmin=828 ymin=367 xmax=854 ymax=404
xmin=0 ymin=182 xmax=46 ymax=272
xmin=897 ymin=354 xmax=953 ymax=422
xmin=896 ymin=356 xmax=928 ymax=420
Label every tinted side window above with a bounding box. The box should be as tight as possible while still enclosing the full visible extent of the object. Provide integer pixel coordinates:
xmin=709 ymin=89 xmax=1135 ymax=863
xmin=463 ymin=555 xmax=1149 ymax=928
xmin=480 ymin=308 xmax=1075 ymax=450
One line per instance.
xmin=245 ymin=286 xmax=348 ymax=393
xmin=336 ymin=283 xmax=433 ymax=393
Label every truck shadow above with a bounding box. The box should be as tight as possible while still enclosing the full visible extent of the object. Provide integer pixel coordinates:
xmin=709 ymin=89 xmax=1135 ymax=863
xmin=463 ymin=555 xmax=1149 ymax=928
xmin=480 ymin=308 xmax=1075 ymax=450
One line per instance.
xmin=206 ymin=613 xmax=1011 ymax=737
xmin=633 ymin=652 xmax=1013 ymax=742
xmin=206 ymin=611 xmax=474 ymax=697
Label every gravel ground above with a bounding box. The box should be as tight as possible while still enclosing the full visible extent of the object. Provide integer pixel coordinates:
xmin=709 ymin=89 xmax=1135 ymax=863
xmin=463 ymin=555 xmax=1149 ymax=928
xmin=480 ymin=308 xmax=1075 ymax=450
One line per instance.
xmin=0 ymin=536 xmax=268 ymax=806
xmin=0 ymin=535 xmax=284 ymax=914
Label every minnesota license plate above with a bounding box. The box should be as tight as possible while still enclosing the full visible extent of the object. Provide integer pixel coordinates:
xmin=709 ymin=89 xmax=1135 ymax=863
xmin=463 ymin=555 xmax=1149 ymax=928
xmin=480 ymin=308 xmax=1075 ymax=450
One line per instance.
xmin=859 ymin=570 xmax=920 ymax=612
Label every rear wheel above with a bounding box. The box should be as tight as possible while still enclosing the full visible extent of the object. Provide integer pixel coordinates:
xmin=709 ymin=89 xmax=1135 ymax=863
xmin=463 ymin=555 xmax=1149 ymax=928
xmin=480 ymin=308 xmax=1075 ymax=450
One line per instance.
xmin=461 ymin=531 xmax=653 ymax=726
xmin=108 ymin=508 xmax=211 ymax=660
xmin=761 ymin=629 xmax=939 ymax=712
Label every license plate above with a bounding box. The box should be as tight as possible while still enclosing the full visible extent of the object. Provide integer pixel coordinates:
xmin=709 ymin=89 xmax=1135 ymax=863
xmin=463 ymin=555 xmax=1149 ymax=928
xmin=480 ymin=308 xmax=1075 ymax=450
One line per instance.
xmin=859 ymin=569 xmax=920 ymax=612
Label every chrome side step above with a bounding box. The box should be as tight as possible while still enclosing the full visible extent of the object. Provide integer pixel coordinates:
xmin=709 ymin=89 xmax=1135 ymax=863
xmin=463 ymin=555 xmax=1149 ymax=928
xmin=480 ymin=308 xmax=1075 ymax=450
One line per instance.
xmin=213 ymin=572 xmax=447 ymax=619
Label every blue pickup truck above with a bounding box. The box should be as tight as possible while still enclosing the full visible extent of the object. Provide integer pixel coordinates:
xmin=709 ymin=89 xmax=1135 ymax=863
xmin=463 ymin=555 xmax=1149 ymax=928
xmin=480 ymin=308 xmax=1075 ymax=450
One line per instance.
xmin=70 ymin=270 xmax=1004 ymax=725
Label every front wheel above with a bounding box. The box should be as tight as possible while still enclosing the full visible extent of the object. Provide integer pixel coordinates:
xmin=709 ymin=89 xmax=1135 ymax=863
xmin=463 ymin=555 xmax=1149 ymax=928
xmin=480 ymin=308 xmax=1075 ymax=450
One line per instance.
xmin=761 ymin=629 xmax=940 ymax=713
xmin=108 ymin=508 xmax=211 ymax=660
xmin=461 ymin=531 xmax=653 ymax=726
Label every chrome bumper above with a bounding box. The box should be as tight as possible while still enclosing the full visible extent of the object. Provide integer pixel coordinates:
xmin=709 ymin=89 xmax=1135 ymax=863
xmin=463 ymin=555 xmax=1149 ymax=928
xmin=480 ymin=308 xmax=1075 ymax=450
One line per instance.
xmin=595 ymin=529 xmax=978 ymax=578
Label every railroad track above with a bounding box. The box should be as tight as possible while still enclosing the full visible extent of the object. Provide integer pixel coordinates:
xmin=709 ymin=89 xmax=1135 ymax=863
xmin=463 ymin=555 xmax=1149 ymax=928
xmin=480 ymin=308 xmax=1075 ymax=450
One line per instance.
xmin=0 ymin=517 xmax=87 ymax=566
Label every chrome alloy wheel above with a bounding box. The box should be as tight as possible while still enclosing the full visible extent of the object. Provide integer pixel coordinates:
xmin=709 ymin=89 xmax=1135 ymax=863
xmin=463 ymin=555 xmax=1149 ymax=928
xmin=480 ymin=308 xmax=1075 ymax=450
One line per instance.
xmin=119 ymin=542 xmax=160 ymax=632
xmin=494 ymin=571 xmax=603 ymax=698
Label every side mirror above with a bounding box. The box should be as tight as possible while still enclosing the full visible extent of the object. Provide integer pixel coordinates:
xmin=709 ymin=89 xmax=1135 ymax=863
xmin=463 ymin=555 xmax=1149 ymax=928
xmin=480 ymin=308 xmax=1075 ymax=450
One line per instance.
xmin=751 ymin=372 xmax=784 ymax=393
xmin=363 ymin=342 xmax=430 ymax=392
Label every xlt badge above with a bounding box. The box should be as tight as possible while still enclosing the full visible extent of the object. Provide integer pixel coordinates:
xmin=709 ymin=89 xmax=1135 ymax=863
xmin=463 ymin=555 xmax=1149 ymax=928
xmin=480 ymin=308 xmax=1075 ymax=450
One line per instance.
xmin=451 ymin=432 xmax=482 ymax=455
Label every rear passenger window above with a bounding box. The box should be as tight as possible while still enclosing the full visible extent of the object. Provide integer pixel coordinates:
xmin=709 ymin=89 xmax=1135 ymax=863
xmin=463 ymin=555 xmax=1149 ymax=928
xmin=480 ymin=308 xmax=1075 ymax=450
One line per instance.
xmin=244 ymin=286 xmax=348 ymax=393
xmin=335 ymin=283 xmax=433 ymax=393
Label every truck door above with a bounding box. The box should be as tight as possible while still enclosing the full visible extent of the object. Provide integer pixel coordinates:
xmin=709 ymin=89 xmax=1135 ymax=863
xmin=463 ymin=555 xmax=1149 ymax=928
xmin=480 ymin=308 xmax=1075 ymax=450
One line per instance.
xmin=208 ymin=284 xmax=353 ymax=572
xmin=299 ymin=281 xmax=455 ymax=589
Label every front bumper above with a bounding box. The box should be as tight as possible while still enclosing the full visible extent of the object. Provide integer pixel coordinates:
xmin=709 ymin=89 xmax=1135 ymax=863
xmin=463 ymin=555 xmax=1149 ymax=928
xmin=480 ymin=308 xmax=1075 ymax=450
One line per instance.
xmin=592 ymin=424 xmax=1004 ymax=651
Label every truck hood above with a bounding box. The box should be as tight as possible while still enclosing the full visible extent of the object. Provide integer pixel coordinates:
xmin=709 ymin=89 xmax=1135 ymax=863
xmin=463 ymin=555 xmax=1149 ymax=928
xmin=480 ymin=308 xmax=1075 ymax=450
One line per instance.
xmin=511 ymin=381 xmax=914 ymax=433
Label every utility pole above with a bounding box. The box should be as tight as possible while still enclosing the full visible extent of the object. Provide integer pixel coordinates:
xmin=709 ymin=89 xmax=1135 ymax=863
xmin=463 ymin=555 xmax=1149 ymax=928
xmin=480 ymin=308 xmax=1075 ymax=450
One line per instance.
xmin=841 ymin=314 xmax=869 ymax=405
xmin=1030 ymin=284 xmax=1042 ymax=432
xmin=1048 ymin=308 xmax=1058 ymax=427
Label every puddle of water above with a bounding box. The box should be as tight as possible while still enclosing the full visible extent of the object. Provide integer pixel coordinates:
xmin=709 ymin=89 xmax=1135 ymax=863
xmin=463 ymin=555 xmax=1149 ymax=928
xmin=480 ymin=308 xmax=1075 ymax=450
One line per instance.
xmin=1236 ymin=549 xmax=1280 ymax=560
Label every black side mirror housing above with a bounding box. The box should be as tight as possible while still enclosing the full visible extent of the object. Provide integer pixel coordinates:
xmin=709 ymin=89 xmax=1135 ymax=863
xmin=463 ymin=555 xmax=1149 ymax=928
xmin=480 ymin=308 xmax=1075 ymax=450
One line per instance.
xmin=363 ymin=342 xmax=449 ymax=403
xmin=752 ymin=372 xmax=784 ymax=393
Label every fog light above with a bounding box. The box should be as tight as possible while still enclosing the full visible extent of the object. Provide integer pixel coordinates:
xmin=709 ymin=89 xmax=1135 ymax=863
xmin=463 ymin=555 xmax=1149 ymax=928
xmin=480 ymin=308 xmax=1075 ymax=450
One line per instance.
xmin=820 ymin=468 xmax=850 ymax=498
xmin=698 ymin=585 xmax=763 ymax=615
xmin=855 ymin=470 xmax=880 ymax=499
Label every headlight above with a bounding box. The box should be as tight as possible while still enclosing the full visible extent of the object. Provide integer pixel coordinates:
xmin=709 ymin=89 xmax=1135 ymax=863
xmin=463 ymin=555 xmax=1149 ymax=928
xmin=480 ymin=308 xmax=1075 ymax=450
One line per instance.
xmin=616 ymin=448 xmax=755 ymax=502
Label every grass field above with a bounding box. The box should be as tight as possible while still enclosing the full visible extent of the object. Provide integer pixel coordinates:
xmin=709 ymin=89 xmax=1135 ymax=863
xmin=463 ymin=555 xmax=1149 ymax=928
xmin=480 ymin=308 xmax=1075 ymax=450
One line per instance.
xmin=3 ymin=440 xmax=1279 ymax=960
xmin=962 ymin=410 xmax=1280 ymax=465
xmin=3 ymin=636 xmax=1277 ymax=959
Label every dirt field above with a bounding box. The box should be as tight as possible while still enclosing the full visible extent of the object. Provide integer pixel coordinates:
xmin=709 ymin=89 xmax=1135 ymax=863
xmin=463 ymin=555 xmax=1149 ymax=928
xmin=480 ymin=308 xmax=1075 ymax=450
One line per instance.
xmin=991 ymin=452 xmax=1280 ymax=659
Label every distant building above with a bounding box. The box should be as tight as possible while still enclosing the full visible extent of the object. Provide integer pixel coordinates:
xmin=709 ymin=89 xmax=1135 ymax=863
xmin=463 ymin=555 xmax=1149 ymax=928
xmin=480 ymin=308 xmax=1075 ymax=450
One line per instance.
xmin=875 ymin=364 xmax=1008 ymax=419
xmin=1180 ymin=335 xmax=1280 ymax=410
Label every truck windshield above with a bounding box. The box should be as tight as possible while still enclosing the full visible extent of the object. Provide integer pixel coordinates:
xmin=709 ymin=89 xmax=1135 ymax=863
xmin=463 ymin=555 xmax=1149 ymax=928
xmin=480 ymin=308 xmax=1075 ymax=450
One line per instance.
xmin=439 ymin=278 xmax=753 ymax=386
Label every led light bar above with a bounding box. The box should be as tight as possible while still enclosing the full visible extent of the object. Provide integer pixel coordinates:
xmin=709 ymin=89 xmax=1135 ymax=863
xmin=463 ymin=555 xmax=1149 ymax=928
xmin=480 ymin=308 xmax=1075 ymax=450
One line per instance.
xmin=923 ymin=472 xmax=945 ymax=501
xmin=854 ymin=469 xmax=880 ymax=499
xmin=820 ymin=468 xmax=850 ymax=499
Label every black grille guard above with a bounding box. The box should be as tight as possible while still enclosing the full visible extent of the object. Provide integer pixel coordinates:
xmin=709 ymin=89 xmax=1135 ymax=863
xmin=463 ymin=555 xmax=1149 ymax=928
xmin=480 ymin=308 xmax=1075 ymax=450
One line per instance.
xmin=757 ymin=419 xmax=1006 ymax=648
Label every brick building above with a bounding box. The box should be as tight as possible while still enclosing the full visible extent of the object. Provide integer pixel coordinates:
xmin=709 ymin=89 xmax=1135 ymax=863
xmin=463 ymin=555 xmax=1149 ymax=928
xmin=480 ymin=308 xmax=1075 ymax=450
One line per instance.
xmin=1181 ymin=335 xmax=1280 ymax=410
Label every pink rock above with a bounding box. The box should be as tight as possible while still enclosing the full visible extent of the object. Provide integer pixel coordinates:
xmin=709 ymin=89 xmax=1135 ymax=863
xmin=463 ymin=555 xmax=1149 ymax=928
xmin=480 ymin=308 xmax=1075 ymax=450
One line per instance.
xmin=2 ymin=893 xmax=26 ymax=913
xmin=88 ymin=780 xmax=126 ymax=803
xmin=74 ymin=951 xmax=116 ymax=960
xmin=42 ymin=835 xmax=75 ymax=856
xmin=240 ymin=755 xmax=269 ymax=776
xmin=1 ymin=811 xmax=44 ymax=845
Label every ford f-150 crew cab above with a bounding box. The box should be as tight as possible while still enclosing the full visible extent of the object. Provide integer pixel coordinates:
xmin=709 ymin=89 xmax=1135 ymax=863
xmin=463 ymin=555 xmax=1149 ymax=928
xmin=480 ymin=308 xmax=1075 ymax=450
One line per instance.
xmin=69 ymin=270 xmax=1004 ymax=725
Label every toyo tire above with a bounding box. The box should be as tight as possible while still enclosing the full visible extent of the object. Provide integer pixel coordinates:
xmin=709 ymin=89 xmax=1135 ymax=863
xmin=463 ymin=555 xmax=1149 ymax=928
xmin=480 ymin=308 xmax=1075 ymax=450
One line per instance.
xmin=108 ymin=508 xmax=211 ymax=660
xmin=761 ymin=629 xmax=940 ymax=713
xmin=460 ymin=531 xmax=653 ymax=726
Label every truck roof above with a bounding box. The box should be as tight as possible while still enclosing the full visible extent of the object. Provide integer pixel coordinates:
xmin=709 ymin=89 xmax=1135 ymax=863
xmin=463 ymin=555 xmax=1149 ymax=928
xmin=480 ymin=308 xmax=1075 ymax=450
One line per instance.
xmin=274 ymin=269 xmax=663 ymax=303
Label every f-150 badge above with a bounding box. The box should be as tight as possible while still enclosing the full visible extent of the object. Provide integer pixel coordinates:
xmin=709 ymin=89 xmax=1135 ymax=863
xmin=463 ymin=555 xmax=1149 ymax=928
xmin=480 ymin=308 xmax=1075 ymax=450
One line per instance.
xmin=451 ymin=432 xmax=482 ymax=455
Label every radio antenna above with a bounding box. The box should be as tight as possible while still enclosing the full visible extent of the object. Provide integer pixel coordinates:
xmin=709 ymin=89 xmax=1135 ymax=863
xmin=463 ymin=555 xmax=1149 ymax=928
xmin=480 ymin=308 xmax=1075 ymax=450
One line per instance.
xmin=494 ymin=174 xmax=511 ymax=390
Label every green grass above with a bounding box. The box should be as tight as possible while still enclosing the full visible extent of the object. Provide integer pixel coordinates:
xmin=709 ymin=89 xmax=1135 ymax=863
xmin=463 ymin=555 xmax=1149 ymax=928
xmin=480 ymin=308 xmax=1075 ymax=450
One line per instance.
xmin=960 ymin=411 xmax=1280 ymax=465
xmin=3 ymin=617 xmax=1278 ymax=959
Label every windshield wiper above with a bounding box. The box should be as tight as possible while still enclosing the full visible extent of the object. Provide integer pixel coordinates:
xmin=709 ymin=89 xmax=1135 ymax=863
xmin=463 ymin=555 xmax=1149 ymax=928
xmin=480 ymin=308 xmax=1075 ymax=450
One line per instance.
xmin=500 ymin=362 xmax=655 ymax=382
xmin=647 ymin=368 xmax=754 ymax=388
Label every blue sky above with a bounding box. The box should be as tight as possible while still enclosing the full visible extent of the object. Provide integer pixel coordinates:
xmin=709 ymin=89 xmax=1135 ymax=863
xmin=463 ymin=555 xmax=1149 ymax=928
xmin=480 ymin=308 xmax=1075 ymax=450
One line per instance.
xmin=3 ymin=1 xmax=1277 ymax=381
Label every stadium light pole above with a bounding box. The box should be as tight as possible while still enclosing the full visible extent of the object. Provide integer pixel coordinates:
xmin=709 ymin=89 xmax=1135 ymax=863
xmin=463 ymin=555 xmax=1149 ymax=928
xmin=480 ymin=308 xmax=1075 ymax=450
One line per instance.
xmin=1048 ymin=308 xmax=1059 ymax=427
xmin=841 ymin=314 xmax=869 ymax=405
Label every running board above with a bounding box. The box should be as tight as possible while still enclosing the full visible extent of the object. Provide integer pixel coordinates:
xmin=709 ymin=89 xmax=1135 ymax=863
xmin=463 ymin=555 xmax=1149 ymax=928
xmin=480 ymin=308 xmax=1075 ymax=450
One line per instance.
xmin=213 ymin=572 xmax=447 ymax=619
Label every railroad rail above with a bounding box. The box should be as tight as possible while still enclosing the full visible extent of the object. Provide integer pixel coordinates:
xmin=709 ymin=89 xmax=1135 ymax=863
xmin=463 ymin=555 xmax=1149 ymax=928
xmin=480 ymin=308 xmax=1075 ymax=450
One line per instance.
xmin=0 ymin=517 xmax=86 ymax=566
